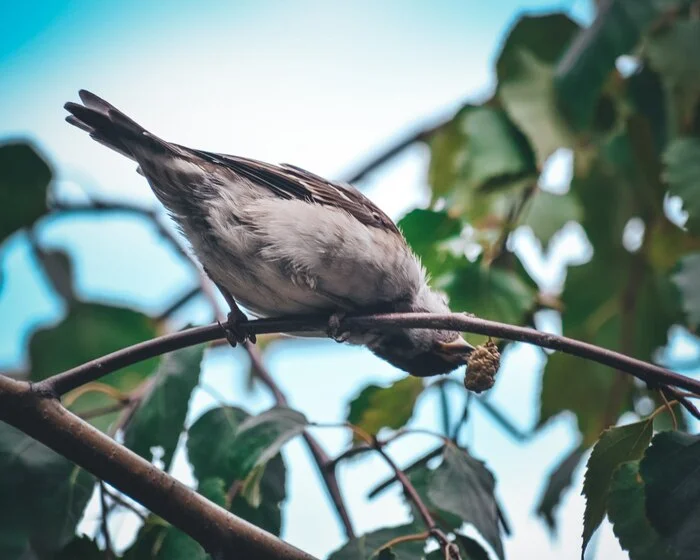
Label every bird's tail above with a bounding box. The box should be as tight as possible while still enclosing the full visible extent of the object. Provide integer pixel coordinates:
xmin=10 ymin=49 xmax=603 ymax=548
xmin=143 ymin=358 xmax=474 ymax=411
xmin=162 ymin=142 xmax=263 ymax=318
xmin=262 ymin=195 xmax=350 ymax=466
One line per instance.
xmin=64 ymin=90 xmax=168 ymax=161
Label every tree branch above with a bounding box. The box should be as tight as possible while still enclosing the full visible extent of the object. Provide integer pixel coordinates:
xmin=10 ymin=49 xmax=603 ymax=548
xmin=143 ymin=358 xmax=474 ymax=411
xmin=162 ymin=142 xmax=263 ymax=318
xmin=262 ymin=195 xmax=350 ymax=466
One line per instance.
xmin=35 ymin=312 xmax=700 ymax=409
xmin=0 ymin=375 xmax=316 ymax=560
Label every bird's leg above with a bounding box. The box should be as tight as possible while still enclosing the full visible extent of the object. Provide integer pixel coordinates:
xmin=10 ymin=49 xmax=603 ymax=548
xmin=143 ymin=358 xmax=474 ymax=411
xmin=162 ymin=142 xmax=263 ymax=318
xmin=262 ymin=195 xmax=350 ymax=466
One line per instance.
xmin=204 ymin=267 xmax=256 ymax=347
xmin=327 ymin=311 xmax=351 ymax=343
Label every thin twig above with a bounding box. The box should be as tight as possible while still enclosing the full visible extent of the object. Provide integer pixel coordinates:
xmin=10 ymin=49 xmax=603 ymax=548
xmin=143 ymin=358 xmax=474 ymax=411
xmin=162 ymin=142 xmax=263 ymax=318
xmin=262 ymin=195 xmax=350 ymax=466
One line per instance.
xmin=35 ymin=312 xmax=700 ymax=411
xmin=99 ymin=481 xmax=115 ymax=559
xmin=156 ymin=285 xmax=202 ymax=322
xmin=342 ymin=102 xmax=463 ymax=184
xmin=367 ymin=445 xmax=444 ymax=499
xmin=371 ymin=439 xmax=453 ymax=555
xmin=103 ymin=486 xmax=147 ymax=521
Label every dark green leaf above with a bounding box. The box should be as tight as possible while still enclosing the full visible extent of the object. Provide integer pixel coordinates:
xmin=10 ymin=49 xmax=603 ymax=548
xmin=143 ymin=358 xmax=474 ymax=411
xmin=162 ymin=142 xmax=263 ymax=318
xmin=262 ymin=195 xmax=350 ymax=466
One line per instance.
xmin=535 ymin=446 xmax=586 ymax=533
xmin=55 ymin=536 xmax=103 ymax=560
xmin=646 ymin=17 xmax=700 ymax=134
xmin=124 ymin=345 xmax=204 ymax=471
xmin=123 ymin=516 xmax=208 ymax=560
xmin=398 ymin=209 xmax=462 ymax=276
xmin=427 ymin=446 xmax=503 ymax=560
xmin=426 ymin=534 xmax=491 ymax=560
xmin=607 ymin=461 xmax=675 ymax=560
xmin=327 ymin=524 xmax=425 ymax=560
xmin=671 ymin=252 xmax=700 ymax=328
xmin=197 ymin=477 xmax=227 ymax=508
xmin=347 ymin=377 xmax=424 ymax=442
xmin=663 ymin=137 xmax=700 ymax=234
xmin=0 ymin=424 xmax=95 ymax=559
xmin=28 ymin=302 xmax=159 ymax=432
xmin=555 ymin=0 xmax=669 ymax=131
xmin=444 ymin=256 xmax=535 ymax=337
xmin=518 ymin=189 xmax=582 ymax=247
xmin=640 ymin=431 xmax=700 ymax=559
xmin=496 ymin=14 xmax=581 ymax=163
xmin=582 ymin=419 xmax=654 ymax=554
xmin=229 ymin=454 xmax=286 ymax=536
xmin=186 ymin=406 xmax=291 ymax=535
xmin=0 ymin=142 xmax=51 ymax=245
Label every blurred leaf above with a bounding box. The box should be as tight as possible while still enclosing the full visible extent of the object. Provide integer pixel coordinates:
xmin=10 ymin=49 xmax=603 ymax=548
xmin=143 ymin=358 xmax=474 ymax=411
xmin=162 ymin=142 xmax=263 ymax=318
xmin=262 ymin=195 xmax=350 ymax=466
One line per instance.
xmin=517 ymin=189 xmax=582 ymax=247
xmin=539 ymin=253 xmax=681 ymax=443
xmin=607 ymin=461 xmax=675 ymax=560
xmin=0 ymin=142 xmax=51 ymax=245
xmin=347 ymin=377 xmax=424 ymax=443
xmin=443 ymin=256 xmax=535 ymax=340
xmin=648 ymin=219 xmax=700 ymax=272
xmin=123 ymin=516 xmax=208 ymax=560
xmin=647 ymin=17 xmax=700 ymax=134
xmin=186 ymin=406 xmax=290 ymax=535
xmin=427 ymin=446 xmax=504 ymax=560
xmin=555 ymin=0 xmax=669 ymax=131
xmin=627 ymin=66 xmax=668 ymax=157
xmin=327 ymin=524 xmax=425 ymax=560
xmin=36 ymin=248 xmax=75 ymax=302
xmin=640 ymin=431 xmax=700 ymax=558
xmin=407 ymin=464 xmax=464 ymax=532
xmin=124 ymin=345 xmax=204 ymax=471
xmin=28 ymin=302 xmax=159 ymax=432
xmin=663 ymin=137 xmax=700 ymax=234
xmin=535 ymin=446 xmax=586 ymax=533
xmin=582 ymin=419 xmax=654 ymax=554
xmin=197 ymin=477 xmax=227 ymax=508
xmin=496 ymin=13 xmax=580 ymax=163
xmin=0 ymin=424 xmax=95 ymax=559
xmin=671 ymin=252 xmax=700 ymax=328
xmin=55 ymin=536 xmax=103 ymax=560
xmin=399 ymin=209 xmax=462 ymax=276
xmin=229 ymin=454 xmax=286 ymax=536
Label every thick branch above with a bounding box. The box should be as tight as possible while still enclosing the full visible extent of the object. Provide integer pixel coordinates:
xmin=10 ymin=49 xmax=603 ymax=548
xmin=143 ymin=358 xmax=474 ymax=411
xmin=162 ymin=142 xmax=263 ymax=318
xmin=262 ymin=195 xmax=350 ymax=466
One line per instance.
xmin=37 ymin=312 xmax=700 ymax=401
xmin=0 ymin=375 xmax=316 ymax=560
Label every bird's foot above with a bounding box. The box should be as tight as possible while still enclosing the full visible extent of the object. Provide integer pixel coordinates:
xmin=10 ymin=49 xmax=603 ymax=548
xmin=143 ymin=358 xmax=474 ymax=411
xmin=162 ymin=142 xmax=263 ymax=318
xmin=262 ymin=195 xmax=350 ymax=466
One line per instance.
xmin=221 ymin=308 xmax=256 ymax=347
xmin=327 ymin=311 xmax=351 ymax=343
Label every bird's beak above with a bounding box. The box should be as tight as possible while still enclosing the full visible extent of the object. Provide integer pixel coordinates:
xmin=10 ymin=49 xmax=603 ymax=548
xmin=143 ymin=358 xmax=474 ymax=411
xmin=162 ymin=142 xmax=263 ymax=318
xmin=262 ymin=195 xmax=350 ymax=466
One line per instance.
xmin=435 ymin=337 xmax=475 ymax=362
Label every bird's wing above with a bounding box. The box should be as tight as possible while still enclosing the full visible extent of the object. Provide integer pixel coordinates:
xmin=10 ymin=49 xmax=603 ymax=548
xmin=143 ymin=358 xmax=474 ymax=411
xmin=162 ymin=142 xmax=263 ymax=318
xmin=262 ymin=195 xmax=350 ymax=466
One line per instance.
xmin=186 ymin=148 xmax=401 ymax=234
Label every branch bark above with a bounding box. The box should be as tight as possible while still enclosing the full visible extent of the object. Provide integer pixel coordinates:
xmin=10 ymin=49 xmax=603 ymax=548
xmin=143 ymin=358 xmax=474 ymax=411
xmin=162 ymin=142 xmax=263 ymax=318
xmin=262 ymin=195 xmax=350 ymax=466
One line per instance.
xmin=36 ymin=312 xmax=700 ymax=403
xmin=0 ymin=375 xmax=316 ymax=560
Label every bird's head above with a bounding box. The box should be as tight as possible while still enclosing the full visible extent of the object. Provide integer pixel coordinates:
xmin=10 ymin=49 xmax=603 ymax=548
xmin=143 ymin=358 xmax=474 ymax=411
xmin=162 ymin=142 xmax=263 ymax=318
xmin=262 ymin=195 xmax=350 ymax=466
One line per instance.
xmin=369 ymin=286 xmax=474 ymax=377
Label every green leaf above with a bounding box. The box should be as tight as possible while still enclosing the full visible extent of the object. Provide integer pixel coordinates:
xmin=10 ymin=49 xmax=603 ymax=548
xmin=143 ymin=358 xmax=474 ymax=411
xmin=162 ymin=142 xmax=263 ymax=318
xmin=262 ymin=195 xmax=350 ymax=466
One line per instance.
xmin=123 ymin=516 xmax=208 ymax=560
xmin=55 ymin=536 xmax=103 ymax=560
xmin=582 ymin=419 xmax=654 ymax=554
xmin=0 ymin=424 xmax=95 ymax=559
xmin=671 ymin=252 xmax=700 ymax=328
xmin=555 ymin=0 xmax=669 ymax=131
xmin=28 ymin=302 xmax=159 ymax=432
xmin=327 ymin=524 xmax=425 ymax=560
xmin=646 ymin=17 xmax=700 ymax=134
xmin=640 ymin=431 xmax=700 ymax=558
xmin=425 ymin=534 xmax=491 ymax=560
xmin=0 ymin=142 xmax=51 ymax=245
xmin=427 ymin=446 xmax=504 ymax=560
xmin=496 ymin=14 xmax=580 ymax=163
xmin=124 ymin=345 xmax=205 ymax=471
xmin=663 ymin=137 xmax=700 ymax=234
xmin=443 ymin=256 xmax=535 ymax=336
xmin=186 ymin=406 xmax=292 ymax=535
xmin=535 ymin=446 xmax=586 ymax=533
xmin=229 ymin=454 xmax=287 ymax=536
xmin=197 ymin=477 xmax=228 ymax=508
xmin=607 ymin=461 xmax=675 ymax=560
xmin=518 ymin=189 xmax=582 ymax=247
xmin=398 ymin=209 xmax=462 ymax=276
xmin=347 ymin=377 xmax=424 ymax=442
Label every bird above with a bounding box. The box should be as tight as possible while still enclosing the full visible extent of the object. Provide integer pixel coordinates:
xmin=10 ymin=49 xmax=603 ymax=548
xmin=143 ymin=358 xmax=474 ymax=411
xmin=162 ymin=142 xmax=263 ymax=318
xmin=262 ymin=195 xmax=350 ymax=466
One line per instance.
xmin=63 ymin=90 xmax=474 ymax=377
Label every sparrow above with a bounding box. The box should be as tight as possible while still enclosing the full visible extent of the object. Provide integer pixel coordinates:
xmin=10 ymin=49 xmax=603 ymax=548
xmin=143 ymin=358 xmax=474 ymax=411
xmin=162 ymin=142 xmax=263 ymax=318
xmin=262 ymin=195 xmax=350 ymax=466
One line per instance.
xmin=64 ymin=90 xmax=474 ymax=376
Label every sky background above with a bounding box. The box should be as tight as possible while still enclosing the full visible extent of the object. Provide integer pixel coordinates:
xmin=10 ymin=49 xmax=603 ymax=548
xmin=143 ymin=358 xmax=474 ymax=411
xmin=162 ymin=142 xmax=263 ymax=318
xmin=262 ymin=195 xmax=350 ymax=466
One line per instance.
xmin=3 ymin=1 xmax=694 ymax=559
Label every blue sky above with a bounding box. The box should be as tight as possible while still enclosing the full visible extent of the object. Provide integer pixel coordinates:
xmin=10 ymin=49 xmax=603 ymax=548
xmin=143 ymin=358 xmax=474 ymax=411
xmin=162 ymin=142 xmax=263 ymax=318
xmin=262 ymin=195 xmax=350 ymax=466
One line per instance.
xmin=0 ymin=1 xmax=662 ymax=558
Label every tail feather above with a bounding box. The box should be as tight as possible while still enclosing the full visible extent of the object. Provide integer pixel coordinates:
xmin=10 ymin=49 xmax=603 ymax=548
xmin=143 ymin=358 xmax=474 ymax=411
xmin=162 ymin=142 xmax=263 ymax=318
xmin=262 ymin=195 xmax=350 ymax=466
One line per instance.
xmin=64 ymin=90 xmax=166 ymax=161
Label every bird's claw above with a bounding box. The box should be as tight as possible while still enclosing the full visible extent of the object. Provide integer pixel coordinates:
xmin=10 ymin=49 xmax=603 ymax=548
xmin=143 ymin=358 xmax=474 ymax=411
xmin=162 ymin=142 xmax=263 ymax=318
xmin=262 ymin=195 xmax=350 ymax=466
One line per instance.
xmin=327 ymin=311 xmax=351 ymax=343
xmin=221 ymin=309 xmax=256 ymax=347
